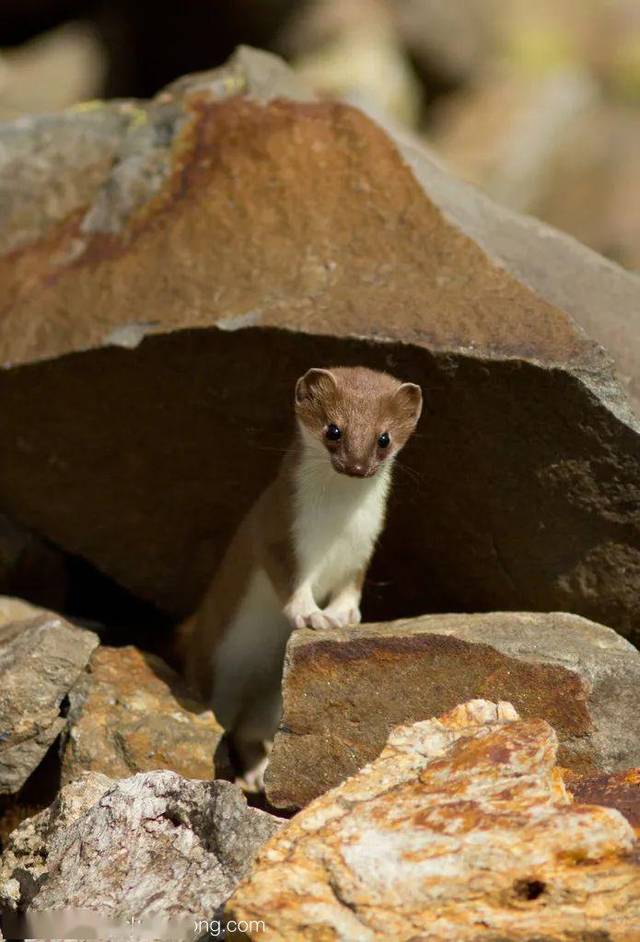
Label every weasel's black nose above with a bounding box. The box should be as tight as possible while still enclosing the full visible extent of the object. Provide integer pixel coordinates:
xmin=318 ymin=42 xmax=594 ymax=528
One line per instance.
xmin=344 ymin=463 xmax=368 ymax=478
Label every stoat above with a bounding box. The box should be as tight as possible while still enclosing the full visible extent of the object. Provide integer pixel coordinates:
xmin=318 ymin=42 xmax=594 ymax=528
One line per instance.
xmin=181 ymin=366 xmax=422 ymax=785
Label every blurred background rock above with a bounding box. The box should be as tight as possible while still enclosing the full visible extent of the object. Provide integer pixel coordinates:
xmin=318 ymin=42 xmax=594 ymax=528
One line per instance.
xmin=1 ymin=0 xmax=638 ymax=271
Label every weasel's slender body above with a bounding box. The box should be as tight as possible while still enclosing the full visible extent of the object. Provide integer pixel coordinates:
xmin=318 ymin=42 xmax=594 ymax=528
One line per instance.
xmin=182 ymin=367 xmax=422 ymax=782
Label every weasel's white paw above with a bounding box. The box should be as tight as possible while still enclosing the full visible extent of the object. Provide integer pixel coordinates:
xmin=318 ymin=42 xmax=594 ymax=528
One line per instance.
xmin=308 ymin=609 xmax=343 ymax=630
xmin=304 ymin=609 xmax=340 ymax=630
xmin=322 ymin=605 xmax=361 ymax=628
xmin=237 ymin=753 xmax=269 ymax=793
xmin=284 ymin=602 xmax=342 ymax=631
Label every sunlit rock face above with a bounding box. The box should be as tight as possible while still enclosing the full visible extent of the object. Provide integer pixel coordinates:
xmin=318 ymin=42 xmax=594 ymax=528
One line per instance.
xmin=0 ymin=48 xmax=640 ymax=642
xmin=230 ymin=699 xmax=640 ymax=941
xmin=265 ymin=611 xmax=640 ymax=809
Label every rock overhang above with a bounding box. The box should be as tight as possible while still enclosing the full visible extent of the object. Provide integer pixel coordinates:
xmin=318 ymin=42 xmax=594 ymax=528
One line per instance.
xmin=0 ymin=46 xmax=639 ymax=638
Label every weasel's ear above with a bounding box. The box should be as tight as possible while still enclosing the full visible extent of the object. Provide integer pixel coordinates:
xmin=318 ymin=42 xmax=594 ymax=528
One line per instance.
xmin=295 ymin=368 xmax=337 ymax=405
xmin=394 ymin=382 xmax=423 ymax=424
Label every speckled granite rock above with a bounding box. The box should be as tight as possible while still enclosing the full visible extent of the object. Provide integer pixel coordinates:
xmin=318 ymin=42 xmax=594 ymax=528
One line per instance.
xmin=229 ymin=700 xmax=640 ymax=941
xmin=0 ymin=771 xmax=112 ymax=912
xmin=266 ymin=611 xmax=640 ymax=809
xmin=0 ymin=50 xmax=639 ymax=643
xmin=61 ymin=645 xmax=222 ymax=784
xmin=0 ymin=599 xmax=99 ymax=794
xmin=2 ymin=770 xmax=282 ymax=941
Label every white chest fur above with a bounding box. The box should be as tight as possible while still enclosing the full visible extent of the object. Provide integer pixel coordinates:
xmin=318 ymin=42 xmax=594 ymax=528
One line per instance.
xmin=292 ymin=441 xmax=392 ymax=603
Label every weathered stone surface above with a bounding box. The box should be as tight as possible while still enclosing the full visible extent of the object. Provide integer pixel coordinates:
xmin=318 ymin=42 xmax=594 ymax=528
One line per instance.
xmin=3 ymin=770 xmax=281 ymax=940
xmin=532 ymin=100 xmax=640 ymax=272
xmin=61 ymin=645 xmax=223 ymax=784
xmin=0 ymin=48 xmax=640 ymax=639
xmin=432 ymin=69 xmax=598 ymax=215
xmin=229 ymin=700 xmax=640 ymax=940
xmin=0 ymin=600 xmax=99 ymax=795
xmin=569 ymin=768 xmax=640 ymax=831
xmin=266 ymin=612 xmax=640 ymax=809
xmin=432 ymin=71 xmax=640 ymax=272
xmin=0 ymin=771 xmax=113 ymax=912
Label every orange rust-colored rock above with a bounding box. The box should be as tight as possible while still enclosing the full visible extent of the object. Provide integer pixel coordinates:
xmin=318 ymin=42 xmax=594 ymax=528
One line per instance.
xmin=228 ymin=700 xmax=640 ymax=941
xmin=0 ymin=49 xmax=640 ymax=639
xmin=61 ymin=646 xmax=222 ymax=783
xmin=265 ymin=611 xmax=640 ymax=809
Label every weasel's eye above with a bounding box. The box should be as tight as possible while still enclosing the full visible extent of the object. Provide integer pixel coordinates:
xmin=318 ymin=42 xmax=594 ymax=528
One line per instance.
xmin=378 ymin=431 xmax=390 ymax=448
xmin=326 ymin=424 xmax=342 ymax=442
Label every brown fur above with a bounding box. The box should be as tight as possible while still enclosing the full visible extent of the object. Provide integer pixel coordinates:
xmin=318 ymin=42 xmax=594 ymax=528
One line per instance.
xmin=296 ymin=366 xmax=421 ymax=477
xmin=179 ymin=449 xmax=297 ymax=700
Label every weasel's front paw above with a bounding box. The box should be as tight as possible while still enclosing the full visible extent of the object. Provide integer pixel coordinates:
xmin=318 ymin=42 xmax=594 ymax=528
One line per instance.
xmin=237 ymin=753 xmax=269 ymax=793
xmin=322 ymin=604 xmax=361 ymax=628
xmin=284 ymin=601 xmax=341 ymax=631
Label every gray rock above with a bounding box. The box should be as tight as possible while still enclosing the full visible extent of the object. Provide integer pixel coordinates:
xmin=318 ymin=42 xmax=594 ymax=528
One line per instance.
xmin=0 ymin=771 xmax=113 ymax=912
xmin=0 ymin=601 xmax=99 ymax=794
xmin=5 ymin=770 xmax=282 ymax=941
xmin=0 ymin=48 xmax=640 ymax=642
xmin=266 ymin=611 xmax=640 ymax=809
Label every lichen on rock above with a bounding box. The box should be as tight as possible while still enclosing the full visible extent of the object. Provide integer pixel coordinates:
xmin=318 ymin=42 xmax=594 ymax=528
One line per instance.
xmin=229 ymin=699 xmax=640 ymax=940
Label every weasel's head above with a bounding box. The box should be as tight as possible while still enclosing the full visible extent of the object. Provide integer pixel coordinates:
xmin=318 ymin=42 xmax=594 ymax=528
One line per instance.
xmin=294 ymin=366 xmax=422 ymax=478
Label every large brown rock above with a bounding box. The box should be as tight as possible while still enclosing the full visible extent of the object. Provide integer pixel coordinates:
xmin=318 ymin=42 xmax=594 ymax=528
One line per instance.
xmin=265 ymin=611 xmax=640 ymax=809
xmin=0 ymin=515 xmax=70 ymax=613
xmin=0 ymin=48 xmax=640 ymax=637
xmin=569 ymin=768 xmax=640 ymax=832
xmin=229 ymin=700 xmax=640 ymax=940
xmin=0 ymin=598 xmax=99 ymax=795
xmin=61 ymin=645 xmax=223 ymax=784
xmin=3 ymin=770 xmax=282 ymax=942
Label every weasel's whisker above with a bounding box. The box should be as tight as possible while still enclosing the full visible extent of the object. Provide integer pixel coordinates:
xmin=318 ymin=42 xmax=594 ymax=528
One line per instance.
xmin=394 ymin=459 xmax=424 ymax=487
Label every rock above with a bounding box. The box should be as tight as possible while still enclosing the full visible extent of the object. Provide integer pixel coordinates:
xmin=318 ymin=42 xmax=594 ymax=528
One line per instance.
xmin=0 ymin=771 xmax=113 ymax=912
xmin=0 ymin=514 xmax=70 ymax=613
xmin=531 ymin=100 xmax=640 ymax=272
xmin=283 ymin=0 xmax=423 ymax=128
xmin=0 ymin=21 xmax=105 ymax=121
xmin=569 ymin=768 xmax=640 ymax=832
xmin=431 ymin=68 xmax=598 ymax=214
xmin=392 ymin=0 xmax=496 ymax=86
xmin=228 ymin=700 xmax=640 ymax=940
xmin=0 ymin=48 xmax=640 ymax=639
xmin=61 ymin=645 xmax=223 ymax=784
xmin=0 ymin=595 xmax=43 ymax=624
xmin=431 ymin=72 xmax=640 ymax=271
xmin=0 ymin=601 xmax=99 ymax=794
xmin=265 ymin=612 xmax=640 ymax=809
xmin=3 ymin=770 xmax=281 ymax=940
